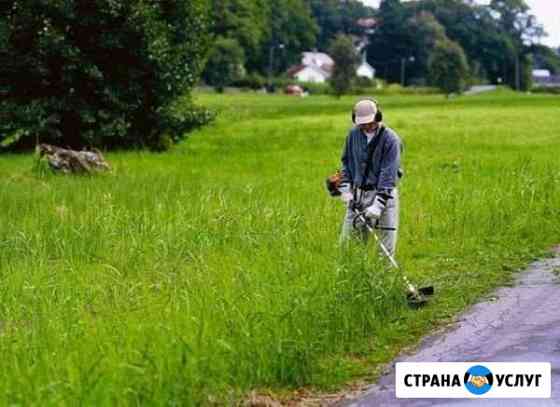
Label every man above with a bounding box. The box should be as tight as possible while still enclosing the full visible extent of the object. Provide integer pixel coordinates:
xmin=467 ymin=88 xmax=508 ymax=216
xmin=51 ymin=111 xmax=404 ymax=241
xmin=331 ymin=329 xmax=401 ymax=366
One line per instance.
xmin=339 ymin=99 xmax=402 ymax=255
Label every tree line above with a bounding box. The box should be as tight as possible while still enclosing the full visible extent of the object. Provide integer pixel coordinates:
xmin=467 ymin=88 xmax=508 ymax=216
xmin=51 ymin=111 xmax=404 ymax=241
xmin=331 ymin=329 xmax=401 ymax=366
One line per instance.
xmin=369 ymin=0 xmax=557 ymax=91
xmin=2 ymin=0 xmax=559 ymax=151
xmin=204 ymin=0 xmax=560 ymax=93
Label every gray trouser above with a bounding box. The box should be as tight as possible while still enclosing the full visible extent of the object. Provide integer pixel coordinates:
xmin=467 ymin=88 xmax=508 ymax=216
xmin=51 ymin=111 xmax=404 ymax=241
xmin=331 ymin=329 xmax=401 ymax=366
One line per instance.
xmin=340 ymin=188 xmax=399 ymax=256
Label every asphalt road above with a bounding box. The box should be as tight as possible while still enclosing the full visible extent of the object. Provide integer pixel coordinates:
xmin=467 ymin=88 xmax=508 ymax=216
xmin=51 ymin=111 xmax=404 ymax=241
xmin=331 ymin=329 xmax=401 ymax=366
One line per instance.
xmin=341 ymin=255 xmax=560 ymax=407
xmin=464 ymin=85 xmax=498 ymax=95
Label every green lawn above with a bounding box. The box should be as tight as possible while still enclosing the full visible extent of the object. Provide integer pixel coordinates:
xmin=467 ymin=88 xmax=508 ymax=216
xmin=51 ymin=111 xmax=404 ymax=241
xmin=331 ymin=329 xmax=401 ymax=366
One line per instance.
xmin=1 ymin=90 xmax=559 ymax=405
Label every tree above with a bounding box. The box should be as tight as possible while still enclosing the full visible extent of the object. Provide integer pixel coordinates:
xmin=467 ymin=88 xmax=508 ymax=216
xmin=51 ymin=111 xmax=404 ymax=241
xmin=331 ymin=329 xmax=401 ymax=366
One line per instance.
xmin=263 ymin=0 xmax=318 ymax=74
xmin=489 ymin=0 xmax=544 ymax=90
xmin=531 ymin=44 xmax=560 ymax=75
xmin=203 ymin=37 xmax=246 ymax=92
xmin=377 ymin=0 xmax=543 ymax=90
xmin=1 ymin=0 xmax=212 ymax=151
xmin=410 ymin=1 xmax=500 ymax=84
xmin=428 ymin=39 xmax=469 ymax=95
xmin=209 ymin=0 xmax=269 ymax=73
xmin=367 ymin=0 xmax=414 ymax=84
xmin=329 ymin=34 xmax=359 ymax=97
xmin=489 ymin=0 xmax=545 ymax=45
xmin=208 ymin=0 xmax=318 ymax=76
xmin=405 ymin=12 xmax=447 ymax=84
xmin=306 ymin=0 xmax=375 ymax=51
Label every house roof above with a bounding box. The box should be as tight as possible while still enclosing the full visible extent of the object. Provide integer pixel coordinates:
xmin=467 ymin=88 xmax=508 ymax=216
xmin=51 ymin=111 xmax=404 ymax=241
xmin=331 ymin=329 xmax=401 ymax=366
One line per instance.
xmin=286 ymin=64 xmax=306 ymax=77
xmin=287 ymin=64 xmax=330 ymax=79
xmin=302 ymin=52 xmax=334 ymax=68
xmin=356 ymin=18 xmax=377 ymax=29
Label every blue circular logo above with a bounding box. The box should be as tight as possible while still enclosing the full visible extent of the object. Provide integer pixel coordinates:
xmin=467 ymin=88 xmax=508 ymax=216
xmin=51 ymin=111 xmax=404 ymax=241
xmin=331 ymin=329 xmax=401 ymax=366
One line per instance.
xmin=464 ymin=365 xmax=493 ymax=395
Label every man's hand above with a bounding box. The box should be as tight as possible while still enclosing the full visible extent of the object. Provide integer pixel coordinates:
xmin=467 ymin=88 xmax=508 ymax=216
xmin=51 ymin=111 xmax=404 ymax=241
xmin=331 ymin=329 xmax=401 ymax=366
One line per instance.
xmin=341 ymin=192 xmax=353 ymax=205
xmin=365 ymin=195 xmax=387 ymax=220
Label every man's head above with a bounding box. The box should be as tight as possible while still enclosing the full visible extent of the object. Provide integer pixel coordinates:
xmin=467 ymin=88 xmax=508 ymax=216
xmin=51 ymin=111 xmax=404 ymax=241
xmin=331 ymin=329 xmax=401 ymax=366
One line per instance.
xmin=353 ymin=99 xmax=382 ymax=132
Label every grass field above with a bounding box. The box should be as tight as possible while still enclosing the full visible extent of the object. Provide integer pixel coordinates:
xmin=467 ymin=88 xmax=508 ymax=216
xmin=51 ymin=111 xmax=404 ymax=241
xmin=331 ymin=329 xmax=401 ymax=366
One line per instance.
xmin=1 ymin=90 xmax=559 ymax=405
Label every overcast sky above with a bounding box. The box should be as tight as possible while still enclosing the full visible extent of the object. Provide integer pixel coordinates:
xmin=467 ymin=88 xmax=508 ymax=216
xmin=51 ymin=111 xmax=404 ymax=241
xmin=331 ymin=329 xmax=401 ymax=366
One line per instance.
xmin=359 ymin=0 xmax=560 ymax=48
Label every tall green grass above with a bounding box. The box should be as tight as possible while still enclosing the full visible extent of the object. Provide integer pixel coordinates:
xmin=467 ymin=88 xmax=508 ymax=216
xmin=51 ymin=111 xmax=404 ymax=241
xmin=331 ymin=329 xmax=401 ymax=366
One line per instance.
xmin=0 ymin=91 xmax=559 ymax=405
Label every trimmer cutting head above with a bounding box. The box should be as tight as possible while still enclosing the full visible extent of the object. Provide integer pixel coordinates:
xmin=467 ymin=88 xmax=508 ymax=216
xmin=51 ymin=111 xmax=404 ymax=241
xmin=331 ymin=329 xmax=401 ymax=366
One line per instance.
xmin=406 ymin=286 xmax=435 ymax=308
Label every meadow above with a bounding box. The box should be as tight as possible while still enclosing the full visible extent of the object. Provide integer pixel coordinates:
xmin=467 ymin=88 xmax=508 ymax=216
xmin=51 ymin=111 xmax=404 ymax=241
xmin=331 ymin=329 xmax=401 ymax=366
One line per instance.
xmin=0 ymin=90 xmax=559 ymax=405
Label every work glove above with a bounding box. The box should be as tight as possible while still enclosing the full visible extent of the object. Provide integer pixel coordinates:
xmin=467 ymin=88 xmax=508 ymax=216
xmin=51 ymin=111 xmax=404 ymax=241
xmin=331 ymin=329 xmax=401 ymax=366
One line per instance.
xmin=364 ymin=194 xmax=388 ymax=220
xmin=340 ymin=192 xmax=353 ymax=206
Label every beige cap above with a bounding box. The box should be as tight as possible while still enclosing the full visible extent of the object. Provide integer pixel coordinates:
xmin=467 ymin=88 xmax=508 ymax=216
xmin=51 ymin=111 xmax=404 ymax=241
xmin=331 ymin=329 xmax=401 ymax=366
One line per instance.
xmin=354 ymin=99 xmax=377 ymax=125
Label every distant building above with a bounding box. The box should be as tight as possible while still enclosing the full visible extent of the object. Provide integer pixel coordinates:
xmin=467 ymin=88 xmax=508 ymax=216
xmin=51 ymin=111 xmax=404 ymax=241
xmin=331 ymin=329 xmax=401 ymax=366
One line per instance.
xmin=287 ymin=50 xmax=375 ymax=83
xmin=533 ymin=69 xmax=551 ymax=78
xmin=301 ymin=51 xmax=334 ymax=69
xmin=356 ymin=52 xmax=376 ymax=80
xmin=286 ymin=51 xmax=334 ymax=83
xmin=286 ymin=64 xmax=331 ymax=83
xmin=532 ymin=69 xmax=560 ymax=87
xmin=356 ymin=17 xmax=377 ymax=31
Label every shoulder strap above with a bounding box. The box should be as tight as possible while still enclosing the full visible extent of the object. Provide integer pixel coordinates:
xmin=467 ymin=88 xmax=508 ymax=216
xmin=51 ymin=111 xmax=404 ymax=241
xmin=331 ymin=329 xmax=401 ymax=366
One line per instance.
xmin=361 ymin=126 xmax=386 ymax=186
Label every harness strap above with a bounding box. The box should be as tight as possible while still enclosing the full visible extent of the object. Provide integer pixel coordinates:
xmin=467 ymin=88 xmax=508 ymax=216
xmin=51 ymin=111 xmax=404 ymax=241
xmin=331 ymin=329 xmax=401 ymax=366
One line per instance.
xmin=360 ymin=126 xmax=386 ymax=189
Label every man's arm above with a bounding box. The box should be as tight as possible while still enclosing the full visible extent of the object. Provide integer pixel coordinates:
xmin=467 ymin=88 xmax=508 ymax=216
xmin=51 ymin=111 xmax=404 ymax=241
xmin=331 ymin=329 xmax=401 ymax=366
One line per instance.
xmin=339 ymin=132 xmax=352 ymax=194
xmin=376 ymin=135 xmax=400 ymax=196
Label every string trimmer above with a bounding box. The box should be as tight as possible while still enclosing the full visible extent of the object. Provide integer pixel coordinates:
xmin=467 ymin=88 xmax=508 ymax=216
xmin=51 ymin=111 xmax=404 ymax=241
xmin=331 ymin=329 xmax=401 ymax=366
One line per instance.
xmin=350 ymin=203 xmax=434 ymax=308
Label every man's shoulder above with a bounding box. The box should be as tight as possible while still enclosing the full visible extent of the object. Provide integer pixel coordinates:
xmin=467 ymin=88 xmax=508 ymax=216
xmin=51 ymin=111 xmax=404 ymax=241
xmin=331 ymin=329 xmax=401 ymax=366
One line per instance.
xmin=346 ymin=126 xmax=362 ymax=142
xmin=348 ymin=126 xmax=361 ymax=137
xmin=382 ymin=126 xmax=401 ymax=144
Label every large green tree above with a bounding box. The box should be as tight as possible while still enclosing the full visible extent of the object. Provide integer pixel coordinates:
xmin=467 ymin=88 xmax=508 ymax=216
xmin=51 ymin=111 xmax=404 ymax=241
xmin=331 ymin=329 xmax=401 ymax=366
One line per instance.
xmin=264 ymin=0 xmax=318 ymax=74
xmin=209 ymin=0 xmax=269 ymax=73
xmin=489 ymin=0 xmax=543 ymax=90
xmin=329 ymin=34 xmax=359 ymax=97
xmin=428 ymin=39 xmax=469 ymax=95
xmin=405 ymin=11 xmax=447 ymax=85
xmin=2 ymin=0 xmax=212 ymax=150
xmin=410 ymin=0 xmax=505 ymax=84
xmin=203 ymin=37 xmax=246 ymax=92
xmin=366 ymin=0 xmax=413 ymax=84
xmin=208 ymin=0 xmax=317 ymax=76
xmin=531 ymin=44 xmax=560 ymax=75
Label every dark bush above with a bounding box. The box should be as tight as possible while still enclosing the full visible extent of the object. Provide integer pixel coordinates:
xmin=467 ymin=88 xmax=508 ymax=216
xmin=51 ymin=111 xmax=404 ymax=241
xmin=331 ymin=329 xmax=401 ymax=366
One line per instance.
xmin=1 ymin=0 xmax=213 ymax=151
xmin=203 ymin=36 xmax=246 ymax=93
xmin=231 ymin=73 xmax=267 ymax=90
xmin=428 ymin=39 xmax=470 ymax=95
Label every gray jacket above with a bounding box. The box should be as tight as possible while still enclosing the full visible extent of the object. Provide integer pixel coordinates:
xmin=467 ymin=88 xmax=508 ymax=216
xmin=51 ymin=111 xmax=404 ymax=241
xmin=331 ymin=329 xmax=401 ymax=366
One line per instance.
xmin=340 ymin=125 xmax=402 ymax=195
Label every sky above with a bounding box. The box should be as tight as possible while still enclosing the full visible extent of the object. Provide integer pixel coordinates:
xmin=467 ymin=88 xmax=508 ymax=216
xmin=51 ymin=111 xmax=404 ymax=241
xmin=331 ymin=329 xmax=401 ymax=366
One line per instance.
xmin=359 ymin=0 xmax=560 ymax=48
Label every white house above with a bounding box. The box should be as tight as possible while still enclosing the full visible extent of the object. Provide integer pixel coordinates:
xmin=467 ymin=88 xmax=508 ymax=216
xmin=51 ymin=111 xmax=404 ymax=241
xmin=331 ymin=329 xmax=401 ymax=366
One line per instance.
xmin=356 ymin=52 xmax=375 ymax=80
xmin=532 ymin=69 xmax=551 ymax=78
xmin=287 ymin=64 xmax=331 ymax=83
xmin=532 ymin=69 xmax=560 ymax=87
xmin=286 ymin=51 xmax=334 ymax=83
xmin=287 ymin=50 xmax=375 ymax=83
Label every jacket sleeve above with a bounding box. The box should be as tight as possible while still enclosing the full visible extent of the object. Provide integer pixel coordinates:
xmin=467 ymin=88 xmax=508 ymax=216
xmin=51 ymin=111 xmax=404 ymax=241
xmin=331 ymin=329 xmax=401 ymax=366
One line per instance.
xmin=339 ymin=132 xmax=352 ymax=193
xmin=377 ymin=136 xmax=400 ymax=195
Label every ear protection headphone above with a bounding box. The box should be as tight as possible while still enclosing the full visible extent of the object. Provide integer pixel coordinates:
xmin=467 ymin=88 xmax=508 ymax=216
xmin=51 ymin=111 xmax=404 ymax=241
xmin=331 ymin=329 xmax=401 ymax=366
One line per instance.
xmin=351 ymin=98 xmax=383 ymax=124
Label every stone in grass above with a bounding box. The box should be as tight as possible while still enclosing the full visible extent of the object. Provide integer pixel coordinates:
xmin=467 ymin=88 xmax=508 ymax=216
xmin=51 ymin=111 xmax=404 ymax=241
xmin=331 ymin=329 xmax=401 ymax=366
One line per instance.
xmin=36 ymin=143 xmax=111 ymax=174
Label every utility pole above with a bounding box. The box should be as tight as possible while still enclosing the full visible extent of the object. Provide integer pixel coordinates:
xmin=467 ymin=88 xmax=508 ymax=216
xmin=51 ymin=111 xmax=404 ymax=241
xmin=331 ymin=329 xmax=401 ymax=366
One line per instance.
xmin=400 ymin=58 xmax=405 ymax=87
xmin=267 ymin=43 xmax=284 ymax=92
xmin=515 ymin=53 xmax=520 ymax=91
xmin=400 ymin=56 xmax=414 ymax=87
xmin=267 ymin=45 xmax=275 ymax=92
